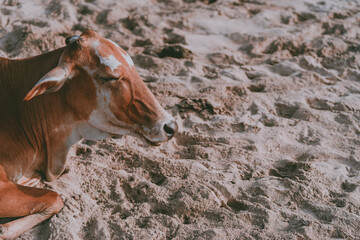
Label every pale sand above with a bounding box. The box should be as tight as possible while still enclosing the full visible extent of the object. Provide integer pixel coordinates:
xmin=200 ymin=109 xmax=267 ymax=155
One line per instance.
xmin=1 ymin=0 xmax=360 ymax=239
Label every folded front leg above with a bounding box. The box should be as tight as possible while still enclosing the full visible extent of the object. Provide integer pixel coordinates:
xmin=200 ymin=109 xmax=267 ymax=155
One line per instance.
xmin=0 ymin=180 xmax=63 ymax=239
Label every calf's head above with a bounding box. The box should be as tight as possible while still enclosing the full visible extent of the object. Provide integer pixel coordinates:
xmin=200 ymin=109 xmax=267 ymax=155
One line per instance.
xmin=25 ymin=30 xmax=178 ymax=144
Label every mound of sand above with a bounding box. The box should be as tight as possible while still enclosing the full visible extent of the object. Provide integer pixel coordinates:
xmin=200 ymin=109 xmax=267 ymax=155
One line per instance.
xmin=1 ymin=0 xmax=360 ymax=239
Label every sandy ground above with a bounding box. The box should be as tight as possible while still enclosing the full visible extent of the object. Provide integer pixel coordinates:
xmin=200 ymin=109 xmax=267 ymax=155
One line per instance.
xmin=1 ymin=0 xmax=360 ymax=239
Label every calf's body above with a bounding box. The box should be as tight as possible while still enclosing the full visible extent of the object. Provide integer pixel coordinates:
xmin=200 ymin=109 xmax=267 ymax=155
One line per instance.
xmin=0 ymin=48 xmax=72 ymax=182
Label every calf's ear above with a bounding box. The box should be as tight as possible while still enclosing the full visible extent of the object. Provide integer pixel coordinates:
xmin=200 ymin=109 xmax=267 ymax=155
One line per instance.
xmin=24 ymin=66 xmax=71 ymax=101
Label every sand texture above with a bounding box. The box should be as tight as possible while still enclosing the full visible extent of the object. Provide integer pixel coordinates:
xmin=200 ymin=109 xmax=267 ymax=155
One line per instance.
xmin=1 ymin=0 xmax=360 ymax=239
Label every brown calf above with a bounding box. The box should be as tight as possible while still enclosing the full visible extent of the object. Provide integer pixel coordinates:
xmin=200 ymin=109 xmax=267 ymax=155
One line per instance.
xmin=0 ymin=30 xmax=177 ymax=239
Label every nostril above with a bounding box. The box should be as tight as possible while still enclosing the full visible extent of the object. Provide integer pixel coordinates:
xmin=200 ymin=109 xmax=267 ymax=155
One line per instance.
xmin=164 ymin=123 xmax=175 ymax=136
xmin=164 ymin=121 xmax=178 ymax=137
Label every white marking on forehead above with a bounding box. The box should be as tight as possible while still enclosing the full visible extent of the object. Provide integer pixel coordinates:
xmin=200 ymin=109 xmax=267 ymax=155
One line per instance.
xmin=93 ymin=41 xmax=122 ymax=73
xmin=107 ymin=38 xmax=135 ymax=68
xmin=103 ymin=55 xmax=122 ymax=72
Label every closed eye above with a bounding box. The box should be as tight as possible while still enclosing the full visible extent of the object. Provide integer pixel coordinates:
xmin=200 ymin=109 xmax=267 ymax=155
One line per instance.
xmin=100 ymin=77 xmax=118 ymax=81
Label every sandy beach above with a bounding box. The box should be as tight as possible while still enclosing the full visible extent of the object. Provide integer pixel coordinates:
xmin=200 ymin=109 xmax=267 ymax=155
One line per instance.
xmin=1 ymin=0 xmax=360 ymax=239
